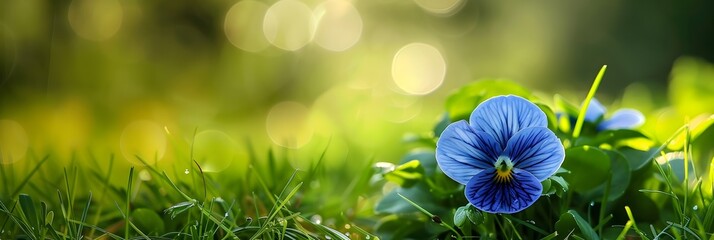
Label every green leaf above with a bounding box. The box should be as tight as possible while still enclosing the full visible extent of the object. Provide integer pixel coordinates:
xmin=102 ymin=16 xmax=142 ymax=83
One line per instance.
xmin=131 ymin=208 xmax=165 ymax=234
xmin=453 ymin=205 xmax=468 ymax=227
xmin=18 ymin=194 xmax=39 ymax=230
xmin=582 ymin=150 xmax=631 ymax=201
xmin=562 ymin=146 xmax=611 ymax=192
xmin=574 ymin=129 xmax=648 ymax=147
xmin=556 ymin=167 xmax=570 ymax=174
xmin=45 ymin=210 xmax=54 ymax=226
xmin=464 ymin=205 xmax=483 ymax=225
xmin=541 ymin=179 xmax=553 ymax=195
xmin=445 ymin=79 xmax=532 ymax=121
xmin=400 ymin=150 xmax=437 ymax=176
xmin=549 ymin=176 xmax=569 ymax=197
xmin=658 ymin=152 xmax=696 ymax=184
xmin=619 ymin=147 xmax=658 ymax=171
xmin=555 ymin=210 xmax=599 ymax=240
xmin=384 ymin=160 xmax=425 ymax=188
xmin=453 ymin=204 xmax=483 ymax=228
xmin=164 ymin=201 xmax=195 ymax=219
xmin=536 ymin=102 xmax=559 ymax=131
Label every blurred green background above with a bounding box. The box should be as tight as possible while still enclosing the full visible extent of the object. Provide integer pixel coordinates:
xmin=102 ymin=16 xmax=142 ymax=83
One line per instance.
xmin=1 ymin=0 xmax=714 ymax=172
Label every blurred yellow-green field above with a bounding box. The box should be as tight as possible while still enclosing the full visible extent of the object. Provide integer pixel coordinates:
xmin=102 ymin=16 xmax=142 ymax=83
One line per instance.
xmin=2 ymin=0 xmax=712 ymax=170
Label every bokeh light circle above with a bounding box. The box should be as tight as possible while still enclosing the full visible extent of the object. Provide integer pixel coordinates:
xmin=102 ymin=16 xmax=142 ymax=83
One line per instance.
xmin=391 ymin=43 xmax=447 ymax=95
xmin=263 ymin=0 xmax=316 ymax=51
xmin=0 ymin=119 xmax=29 ymax=165
xmin=120 ymin=120 xmax=167 ymax=165
xmin=192 ymin=130 xmax=238 ymax=173
xmin=68 ymin=0 xmax=123 ymax=41
xmin=314 ymin=0 xmax=363 ymax=52
xmin=414 ymin=0 xmax=465 ymax=16
xmin=224 ymin=0 xmax=271 ymax=52
xmin=266 ymin=101 xmax=314 ymax=149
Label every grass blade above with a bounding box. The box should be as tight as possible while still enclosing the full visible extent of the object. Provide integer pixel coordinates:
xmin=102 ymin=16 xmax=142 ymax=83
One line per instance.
xmin=573 ymin=65 xmax=607 ymax=138
xmin=125 ymin=167 xmax=134 ymax=239
xmin=9 ymin=155 xmax=50 ymax=198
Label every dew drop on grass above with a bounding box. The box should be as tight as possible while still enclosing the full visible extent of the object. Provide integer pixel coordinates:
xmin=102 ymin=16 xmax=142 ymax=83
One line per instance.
xmin=344 ymin=224 xmax=351 ymax=229
xmin=693 ymin=205 xmax=699 ymax=211
xmin=590 ymin=201 xmax=595 ymax=207
xmin=527 ymin=220 xmax=536 ymax=225
xmin=365 ymin=235 xmax=371 ymax=239
xmin=184 ymin=169 xmax=189 ymax=174
xmin=311 ymin=214 xmax=322 ymax=224
xmin=139 ymin=169 xmax=152 ymax=181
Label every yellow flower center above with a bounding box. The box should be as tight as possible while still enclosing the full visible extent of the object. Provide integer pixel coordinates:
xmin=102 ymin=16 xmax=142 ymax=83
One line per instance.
xmin=494 ymin=156 xmax=514 ymax=183
xmin=495 ymin=168 xmax=513 ymax=183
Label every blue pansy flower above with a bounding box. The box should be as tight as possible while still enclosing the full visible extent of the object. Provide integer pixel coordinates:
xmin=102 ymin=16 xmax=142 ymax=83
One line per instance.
xmin=584 ymin=98 xmax=645 ymax=131
xmin=436 ymin=95 xmax=565 ymax=214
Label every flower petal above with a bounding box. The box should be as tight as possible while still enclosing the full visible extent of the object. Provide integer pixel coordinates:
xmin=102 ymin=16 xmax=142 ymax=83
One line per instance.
xmin=597 ymin=109 xmax=645 ymax=130
xmin=436 ymin=120 xmax=501 ymax=185
xmin=469 ymin=95 xmax=547 ymax=149
xmin=503 ymin=127 xmax=565 ymax=181
xmin=464 ymin=168 xmax=542 ymax=214
xmin=584 ymin=98 xmax=606 ymax=123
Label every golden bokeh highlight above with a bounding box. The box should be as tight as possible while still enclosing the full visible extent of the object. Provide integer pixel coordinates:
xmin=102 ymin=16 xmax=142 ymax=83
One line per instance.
xmin=120 ymin=120 xmax=167 ymax=165
xmin=68 ymin=0 xmax=123 ymax=41
xmin=266 ymin=101 xmax=314 ymax=149
xmin=0 ymin=119 xmax=29 ymax=165
xmin=314 ymin=0 xmax=363 ymax=52
xmin=413 ymin=0 xmax=465 ymax=16
xmin=192 ymin=130 xmax=238 ymax=173
xmin=391 ymin=43 xmax=447 ymax=95
xmin=224 ymin=0 xmax=271 ymax=52
xmin=263 ymin=0 xmax=316 ymax=51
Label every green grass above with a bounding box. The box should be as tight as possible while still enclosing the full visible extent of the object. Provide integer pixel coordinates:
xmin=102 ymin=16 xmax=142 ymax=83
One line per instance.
xmin=1 ymin=141 xmax=380 ymax=239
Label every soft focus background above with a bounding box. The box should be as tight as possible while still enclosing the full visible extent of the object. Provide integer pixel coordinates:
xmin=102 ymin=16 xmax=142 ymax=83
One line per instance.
xmin=2 ymin=0 xmax=714 ymax=174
